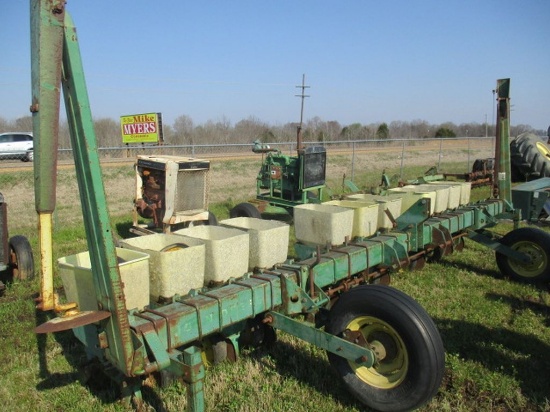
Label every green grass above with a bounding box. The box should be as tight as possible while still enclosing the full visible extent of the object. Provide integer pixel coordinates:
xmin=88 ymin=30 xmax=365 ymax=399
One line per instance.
xmin=0 ymin=159 xmax=549 ymax=412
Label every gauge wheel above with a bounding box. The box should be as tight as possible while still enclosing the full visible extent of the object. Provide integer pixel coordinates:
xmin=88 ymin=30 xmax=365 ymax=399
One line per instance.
xmin=230 ymin=202 xmax=261 ymax=218
xmin=325 ymin=285 xmax=445 ymax=412
xmin=510 ymin=133 xmax=550 ymax=180
xmin=496 ymin=227 xmax=550 ymax=282
xmin=201 ymin=334 xmax=235 ymax=367
xmin=8 ymin=235 xmax=34 ymax=280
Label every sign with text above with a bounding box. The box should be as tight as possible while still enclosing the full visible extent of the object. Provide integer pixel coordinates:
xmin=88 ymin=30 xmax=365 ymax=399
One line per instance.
xmin=120 ymin=112 xmax=163 ymax=144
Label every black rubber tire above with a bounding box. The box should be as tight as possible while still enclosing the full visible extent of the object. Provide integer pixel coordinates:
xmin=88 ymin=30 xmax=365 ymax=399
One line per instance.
xmin=510 ymin=133 xmax=550 ymax=180
xmin=8 ymin=235 xmax=34 ymax=280
xmin=22 ymin=150 xmax=33 ymax=162
xmin=471 ymin=158 xmax=494 ymax=174
xmin=325 ymin=285 xmax=445 ymax=412
xmin=207 ymin=211 xmax=218 ymax=226
xmin=495 ymin=227 xmax=550 ymax=283
xmin=230 ymin=202 xmax=261 ymax=219
xmin=186 ymin=211 xmax=217 ymax=227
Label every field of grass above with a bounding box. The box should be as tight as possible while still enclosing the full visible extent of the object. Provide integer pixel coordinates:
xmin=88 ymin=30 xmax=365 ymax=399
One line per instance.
xmin=0 ymin=154 xmax=549 ymax=412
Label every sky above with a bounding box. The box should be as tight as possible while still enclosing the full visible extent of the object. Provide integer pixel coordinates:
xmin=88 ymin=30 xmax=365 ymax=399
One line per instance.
xmin=2 ymin=1 xmax=550 ymax=130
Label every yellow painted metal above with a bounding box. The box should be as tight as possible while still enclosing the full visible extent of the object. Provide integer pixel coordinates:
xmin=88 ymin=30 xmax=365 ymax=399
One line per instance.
xmin=37 ymin=212 xmax=77 ymax=314
xmin=347 ymin=316 xmax=409 ymax=389
xmin=37 ymin=212 xmax=54 ymax=311
xmin=536 ymin=141 xmax=550 ymax=159
xmin=507 ymin=240 xmax=548 ymax=278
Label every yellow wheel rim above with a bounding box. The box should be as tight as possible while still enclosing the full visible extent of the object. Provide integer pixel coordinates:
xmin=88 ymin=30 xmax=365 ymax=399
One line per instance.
xmin=347 ymin=316 xmax=409 ymax=389
xmin=536 ymin=141 xmax=550 ymax=159
xmin=508 ymin=240 xmax=548 ymax=278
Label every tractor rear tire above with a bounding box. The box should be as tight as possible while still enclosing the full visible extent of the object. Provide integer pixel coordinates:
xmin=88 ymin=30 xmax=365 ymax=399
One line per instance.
xmin=230 ymin=202 xmax=261 ymax=219
xmin=325 ymin=285 xmax=444 ymax=412
xmin=496 ymin=227 xmax=550 ymax=283
xmin=8 ymin=235 xmax=34 ymax=281
xmin=510 ymin=133 xmax=550 ymax=181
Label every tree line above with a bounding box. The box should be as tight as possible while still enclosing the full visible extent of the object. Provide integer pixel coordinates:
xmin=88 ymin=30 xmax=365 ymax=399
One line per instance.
xmin=0 ymin=114 xmax=543 ymax=148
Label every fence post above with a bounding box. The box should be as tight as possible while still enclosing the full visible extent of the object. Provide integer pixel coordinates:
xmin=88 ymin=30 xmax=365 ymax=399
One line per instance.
xmin=351 ymin=141 xmax=356 ymax=181
xmin=438 ymin=139 xmax=443 ymax=170
xmin=399 ymin=139 xmax=405 ymax=179
xmin=467 ymin=137 xmax=471 ymax=171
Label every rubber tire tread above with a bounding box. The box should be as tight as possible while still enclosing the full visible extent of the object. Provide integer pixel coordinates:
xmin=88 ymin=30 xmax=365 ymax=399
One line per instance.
xmin=495 ymin=227 xmax=550 ymax=282
xmin=230 ymin=202 xmax=261 ymax=219
xmin=325 ymin=285 xmax=445 ymax=412
xmin=207 ymin=211 xmax=218 ymax=226
xmin=510 ymin=132 xmax=550 ymax=180
xmin=8 ymin=235 xmax=34 ymax=280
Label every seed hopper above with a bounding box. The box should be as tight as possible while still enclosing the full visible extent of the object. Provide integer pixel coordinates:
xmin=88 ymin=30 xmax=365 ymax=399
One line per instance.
xmin=31 ymin=2 xmax=550 ymax=412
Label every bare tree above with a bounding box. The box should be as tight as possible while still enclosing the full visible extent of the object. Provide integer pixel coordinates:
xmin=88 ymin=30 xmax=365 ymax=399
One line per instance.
xmin=511 ymin=124 xmax=534 ymax=137
xmin=325 ymin=120 xmax=342 ymax=141
xmin=233 ymin=116 xmax=271 ymax=143
xmin=410 ymin=119 xmax=431 ymax=139
xmin=94 ymin=117 xmax=119 ymax=147
xmin=59 ymin=120 xmax=71 ymax=148
xmin=214 ymin=116 xmax=232 ymax=144
xmin=173 ymin=114 xmax=194 ymax=145
xmin=276 ymin=122 xmax=298 ymax=142
xmin=0 ymin=116 xmax=9 ymax=133
xmin=15 ymin=116 xmax=33 ymax=132
xmin=389 ymin=121 xmax=408 ymax=138
xmin=340 ymin=123 xmax=365 ymax=140
xmin=161 ymin=124 xmax=174 ymax=143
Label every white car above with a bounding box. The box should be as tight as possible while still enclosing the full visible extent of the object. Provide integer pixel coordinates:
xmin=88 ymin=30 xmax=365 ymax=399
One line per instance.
xmin=0 ymin=132 xmax=33 ymax=162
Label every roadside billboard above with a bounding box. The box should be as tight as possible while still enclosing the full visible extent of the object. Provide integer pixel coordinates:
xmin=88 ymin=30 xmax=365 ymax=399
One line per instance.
xmin=120 ymin=112 xmax=163 ymax=144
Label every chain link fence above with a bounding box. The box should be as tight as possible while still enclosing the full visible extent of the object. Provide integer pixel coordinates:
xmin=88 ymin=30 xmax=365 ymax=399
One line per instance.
xmin=0 ymin=136 xmax=495 ymax=181
xmin=0 ymin=136 xmax=496 ymax=231
xmin=49 ymin=135 xmax=493 ymax=164
xmin=97 ymin=137 xmax=494 ymax=200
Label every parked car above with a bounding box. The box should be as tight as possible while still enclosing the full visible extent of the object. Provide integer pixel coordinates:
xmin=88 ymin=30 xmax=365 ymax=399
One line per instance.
xmin=0 ymin=132 xmax=33 ymax=162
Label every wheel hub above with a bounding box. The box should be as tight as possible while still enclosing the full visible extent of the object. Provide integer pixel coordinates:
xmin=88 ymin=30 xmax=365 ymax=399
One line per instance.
xmin=369 ymin=331 xmax=398 ymax=362
xmin=509 ymin=241 xmax=547 ymax=278
xmin=346 ymin=316 xmax=409 ymax=389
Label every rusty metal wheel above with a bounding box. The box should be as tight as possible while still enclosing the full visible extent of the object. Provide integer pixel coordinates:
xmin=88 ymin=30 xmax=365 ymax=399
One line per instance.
xmin=8 ymin=235 xmax=34 ymax=281
xmin=408 ymin=256 xmax=426 ymax=271
xmin=201 ymin=334 xmax=237 ymax=367
xmin=453 ymin=236 xmax=465 ymax=252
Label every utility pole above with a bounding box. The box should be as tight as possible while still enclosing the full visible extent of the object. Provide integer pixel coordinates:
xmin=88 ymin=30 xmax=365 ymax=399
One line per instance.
xmin=295 ymin=74 xmax=309 ymax=154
